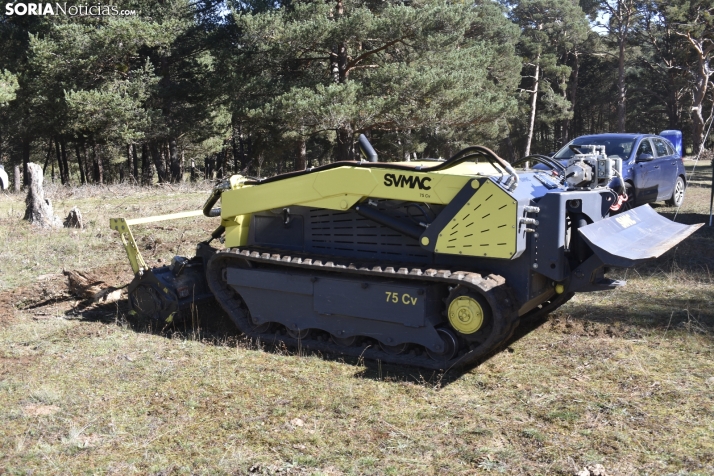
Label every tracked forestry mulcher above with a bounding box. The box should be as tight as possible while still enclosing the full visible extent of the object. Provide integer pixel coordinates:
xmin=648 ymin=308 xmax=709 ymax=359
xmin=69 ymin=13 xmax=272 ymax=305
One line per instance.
xmin=110 ymin=137 xmax=701 ymax=369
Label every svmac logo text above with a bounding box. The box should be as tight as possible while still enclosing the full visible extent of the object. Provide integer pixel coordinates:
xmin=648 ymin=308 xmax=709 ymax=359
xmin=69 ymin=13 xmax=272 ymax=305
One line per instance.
xmin=5 ymin=3 xmax=133 ymax=16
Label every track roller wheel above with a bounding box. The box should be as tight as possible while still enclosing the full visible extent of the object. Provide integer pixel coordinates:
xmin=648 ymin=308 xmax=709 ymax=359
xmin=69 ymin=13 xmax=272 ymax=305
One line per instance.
xmin=427 ymin=327 xmax=460 ymax=362
xmin=379 ymin=340 xmax=409 ymax=355
xmin=330 ymin=334 xmax=359 ymax=347
xmin=445 ymin=285 xmax=493 ymax=342
xmin=248 ymin=314 xmax=273 ymax=334
xmin=287 ymin=327 xmax=313 ymax=340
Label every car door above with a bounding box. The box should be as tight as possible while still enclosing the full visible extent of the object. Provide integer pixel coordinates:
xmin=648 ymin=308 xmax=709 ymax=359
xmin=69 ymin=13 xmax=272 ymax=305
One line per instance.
xmin=632 ymin=138 xmax=659 ymax=204
xmin=652 ymin=137 xmax=677 ymax=200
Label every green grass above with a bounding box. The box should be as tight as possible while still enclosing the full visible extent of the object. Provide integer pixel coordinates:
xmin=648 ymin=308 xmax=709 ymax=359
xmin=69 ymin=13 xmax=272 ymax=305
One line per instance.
xmin=0 ymin=168 xmax=713 ymax=475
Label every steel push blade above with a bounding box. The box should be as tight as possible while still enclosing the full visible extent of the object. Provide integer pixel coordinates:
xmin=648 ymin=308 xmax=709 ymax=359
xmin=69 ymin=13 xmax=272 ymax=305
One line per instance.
xmin=578 ymin=205 xmax=703 ymax=268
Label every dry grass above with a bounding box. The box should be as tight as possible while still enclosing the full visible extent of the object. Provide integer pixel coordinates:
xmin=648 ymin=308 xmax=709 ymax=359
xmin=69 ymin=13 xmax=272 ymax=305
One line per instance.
xmin=0 ymin=169 xmax=713 ymax=475
xmin=0 ymin=182 xmax=215 ymax=292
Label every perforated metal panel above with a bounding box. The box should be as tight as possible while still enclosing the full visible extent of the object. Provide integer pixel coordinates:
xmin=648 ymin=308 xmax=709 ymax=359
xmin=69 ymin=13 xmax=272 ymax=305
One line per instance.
xmin=306 ymin=203 xmax=431 ymax=262
xmin=434 ymin=180 xmax=518 ymax=258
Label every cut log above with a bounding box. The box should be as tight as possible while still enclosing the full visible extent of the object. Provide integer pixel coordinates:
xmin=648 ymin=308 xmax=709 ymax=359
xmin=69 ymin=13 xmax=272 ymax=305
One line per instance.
xmin=63 ymin=206 xmax=84 ymax=229
xmin=93 ymin=287 xmax=123 ymax=304
xmin=63 ymin=270 xmax=123 ymax=303
xmin=64 ymin=270 xmax=105 ymax=299
xmin=23 ymin=162 xmax=61 ymax=228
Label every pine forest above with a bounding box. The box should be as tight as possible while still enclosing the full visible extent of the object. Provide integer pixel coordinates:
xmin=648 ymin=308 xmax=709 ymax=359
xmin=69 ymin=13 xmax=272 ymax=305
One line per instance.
xmin=0 ymin=0 xmax=712 ymax=185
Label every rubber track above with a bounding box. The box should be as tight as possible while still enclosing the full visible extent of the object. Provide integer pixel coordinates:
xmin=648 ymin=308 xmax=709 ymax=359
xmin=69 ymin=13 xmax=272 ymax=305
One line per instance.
xmin=207 ymin=248 xmax=530 ymax=370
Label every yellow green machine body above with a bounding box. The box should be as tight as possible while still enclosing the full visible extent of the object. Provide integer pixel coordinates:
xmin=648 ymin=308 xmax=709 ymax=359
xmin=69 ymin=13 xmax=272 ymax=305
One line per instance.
xmin=112 ymin=140 xmax=701 ymax=369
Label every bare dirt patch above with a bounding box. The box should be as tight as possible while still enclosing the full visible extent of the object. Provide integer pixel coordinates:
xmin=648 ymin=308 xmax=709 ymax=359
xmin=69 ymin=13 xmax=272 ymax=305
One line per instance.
xmin=548 ymin=313 xmax=633 ymax=339
xmin=0 ymin=281 xmax=67 ymax=326
xmin=0 ymin=355 xmax=36 ymax=378
xmin=22 ymin=404 xmax=60 ymax=417
xmin=0 ymin=263 xmax=134 ymax=326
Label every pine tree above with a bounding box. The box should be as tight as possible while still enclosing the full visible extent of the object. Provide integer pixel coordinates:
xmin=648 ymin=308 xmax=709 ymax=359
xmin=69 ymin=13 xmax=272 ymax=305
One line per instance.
xmin=655 ymin=0 xmax=714 ymax=154
xmin=228 ymin=0 xmax=521 ymax=167
xmin=504 ymin=0 xmax=589 ymax=156
xmin=0 ymin=70 xmax=17 ymax=106
xmin=594 ymin=0 xmax=640 ymax=132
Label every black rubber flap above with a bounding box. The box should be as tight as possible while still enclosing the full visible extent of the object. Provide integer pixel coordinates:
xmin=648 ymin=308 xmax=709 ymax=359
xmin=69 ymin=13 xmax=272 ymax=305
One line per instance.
xmin=578 ymin=205 xmax=703 ymax=268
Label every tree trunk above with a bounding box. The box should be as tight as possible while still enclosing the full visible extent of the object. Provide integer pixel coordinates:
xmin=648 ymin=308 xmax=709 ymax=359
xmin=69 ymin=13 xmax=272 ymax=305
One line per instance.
xmin=42 ymin=138 xmax=53 ymax=175
xmin=169 ymin=138 xmax=181 ymax=182
xmin=22 ymin=137 xmax=30 ymax=186
xmin=238 ymin=127 xmax=245 ymax=171
xmin=23 ymin=162 xmax=61 ymax=228
xmin=126 ymin=144 xmax=133 ymax=182
xmin=82 ymin=144 xmax=91 ymax=183
xmin=336 ymin=128 xmax=352 ymax=162
xmin=613 ymin=0 xmax=633 ymax=134
xmin=54 ymin=138 xmax=65 ymax=184
xmin=150 ymin=141 xmax=167 ymax=182
xmin=13 ymin=165 xmax=20 ymax=192
xmin=503 ymin=122 xmax=516 ymax=162
xmin=691 ymin=54 xmax=711 ymax=154
xmin=666 ymin=71 xmax=681 ymax=130
xmin=92 ymin=142 xmax=103 ymax=184
xmin=215 ymin=153 xmax=222 ymax=179
xmin=617 ymin=37 xmax=627 ymax=132
xmin=141 ymin=143 xmax=153 ymax=185
xmin=219 ymin=148 xmax=229 ymax=178
xmin=60 ymin=139 xmax=70 ymax=185
xmin=131 ymin=144 xmax=139 ymax=181
xmin=295 ymin=137 xmax=307 ymax=171
xmin=205 ymin=155 xmax=214 ymax=181
xmin=562 ymin=51 xmax=580 ymax=145
xmin=332 ymin=0 xmax=352 ymax=162
xmin=75 ymin=142 xmax=86 ymax=185
xmin=524 ymin=55 xmax=540 ymax=158
xmin=232 ymin=127 xmax=240 ymax=172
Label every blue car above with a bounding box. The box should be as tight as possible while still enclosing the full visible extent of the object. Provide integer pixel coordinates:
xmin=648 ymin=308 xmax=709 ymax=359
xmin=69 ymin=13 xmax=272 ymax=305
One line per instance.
xmin=551 ymin=133 xmax=686 ymax=209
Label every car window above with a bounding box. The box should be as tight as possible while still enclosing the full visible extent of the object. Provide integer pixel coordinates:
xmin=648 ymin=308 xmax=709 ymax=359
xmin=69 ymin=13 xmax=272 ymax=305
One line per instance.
xmin=665 ymin=141 xmax=674 ymax=156
xmin=652 ymin=138 xmax=669 ymax=157
xmin=637 ymin=139 xmax=653 ymax=156
xmin=553 ymin=137 xmax=636 ymax=160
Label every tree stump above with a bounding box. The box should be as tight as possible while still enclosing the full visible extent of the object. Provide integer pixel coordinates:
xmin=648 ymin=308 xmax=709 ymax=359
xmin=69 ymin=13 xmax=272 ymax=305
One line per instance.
xmin=23 ymin=162 xmax=61 ymax=228
xmin=13 ymin=165 xmax=20 ymax=192
xmin=63 ymin=206 xmax=84 ymax=229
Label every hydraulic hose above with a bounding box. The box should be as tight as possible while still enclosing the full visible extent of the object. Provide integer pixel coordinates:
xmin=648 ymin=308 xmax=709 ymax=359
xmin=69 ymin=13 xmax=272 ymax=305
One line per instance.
xmin=512 ymin=154 xmax=566 ymax=173
xmin=202 ymin=180 xmax=231 ymax=218
xmin=251 ymin=145 xmax=518 ymax=191
xmin=426 ymin=146 xmax=519 ymax=191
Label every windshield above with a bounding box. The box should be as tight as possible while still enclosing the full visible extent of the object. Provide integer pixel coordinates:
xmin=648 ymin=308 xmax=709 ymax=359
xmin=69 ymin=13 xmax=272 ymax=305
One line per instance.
xmin=554 ymin=137 xmax=637 ymax=160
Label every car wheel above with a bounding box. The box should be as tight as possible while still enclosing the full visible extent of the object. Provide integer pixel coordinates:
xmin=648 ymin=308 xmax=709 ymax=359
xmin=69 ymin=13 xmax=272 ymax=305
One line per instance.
xmin=621 ymin=182 xmax=636 ymax=211
xmin=666 ymin=176 xmax=685 ymax=207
